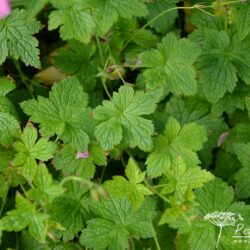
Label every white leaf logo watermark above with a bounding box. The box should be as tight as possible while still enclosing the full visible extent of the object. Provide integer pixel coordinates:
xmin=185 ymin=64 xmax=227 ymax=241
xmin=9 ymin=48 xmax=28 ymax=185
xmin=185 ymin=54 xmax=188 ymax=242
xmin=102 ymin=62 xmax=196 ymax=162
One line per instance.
xmin=204 ymin=212 xmax=243 ymax=248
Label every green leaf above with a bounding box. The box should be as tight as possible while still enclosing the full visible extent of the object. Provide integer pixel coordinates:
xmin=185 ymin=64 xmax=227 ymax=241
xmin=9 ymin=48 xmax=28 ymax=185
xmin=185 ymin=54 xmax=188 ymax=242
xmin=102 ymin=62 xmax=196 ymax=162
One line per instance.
xmin=54 ymin=143 xmax=107 ymax=179
xmin=0 ymin=112 xmax=20 ymax=145
xmin=146 ymin=117 xmax=207 ymax=177
xmin=233 ymin=143 xmax=250 ymax=198
xmin=80 ymin=196 xmax=154 ymax=250
xmin=233 ymin=1 xmax=250 ymax=40
xmin=21 ymin=77 xmax=94 ymax=151
xmin=125 ymin=157 xmax=146 ymax=184
xmin=19 ymin=230 xmax=45 ymax=250
xmin=23 ymin=0 xmax=49 ymax=19
xmin=178 ymin=179 xmax=250 ymax=250
xmin=161 ymin=157 xmax=214 ymax=202
xmin=158 ymin=96 xmax=228 ymax=167
xmin=197 ymin=30 xmax=236 ymax=103
xmin=89 ymin=0 xmax=148 ymax=35
xmin=223 ymin=123 xmax=250 ymax=153
xmin=0 ymin=193 xmax=49 ymax=243
xmin=215 ymin=149 xmax=240 ymax=181
xmin=194 ymin=178 xmax=234 ymax=215
xmin=50 ymin=195 xmax=90 ymax=241
xmin=12 ymin=124 xmax=57 ymax=180
xmin=177 ymin=222 xmax=217 ymax=250
xmin=132 ymin=28 xmax=158 ymax=49
xmin=0 ymin=9 xmax=41 ymax=68
xmin=27 ymin=164 xmax=64 ymax=203
xmin=197 ymin=29 xmax=250 ymax=102
xmin=146 ymin=0 xmax=178 ymax=33
xmin=211 ymin=81 xmax=250 ymax=115
xmin=52 ymin=40 xmax=97 ymax=90
xmin=141 ymin=33 xmax=200 ymax=95
xmin=104 ymin=158 xmax=151 ymax=209
xmin=0 ymin=78 xmax=17 ymax=117
xmin=0 ymin=78 xmax=15 ymax=96
xmin=93 ymin=85 xmax=162 ymax=151
xmin=48 ymin=1 xmax=95 ymax=43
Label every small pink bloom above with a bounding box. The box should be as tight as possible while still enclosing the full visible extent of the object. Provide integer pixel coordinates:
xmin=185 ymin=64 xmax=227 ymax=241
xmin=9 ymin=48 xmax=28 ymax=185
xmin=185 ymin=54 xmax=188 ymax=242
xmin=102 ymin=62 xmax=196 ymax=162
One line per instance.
xmin=76 ymin=150 xmax=90 ymax=159
xmin=0 ymin=0 xmax=11 ymax=19
xmin=106 ymin=64 xmax=118 ymax=73
xmin=217 ymin=132 xmax=229 ymax=147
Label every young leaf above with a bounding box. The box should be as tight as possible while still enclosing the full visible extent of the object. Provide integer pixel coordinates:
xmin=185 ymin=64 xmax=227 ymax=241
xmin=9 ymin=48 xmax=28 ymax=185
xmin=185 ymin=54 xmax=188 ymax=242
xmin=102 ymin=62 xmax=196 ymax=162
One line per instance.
xmin=26 ymin=164 xmax=64 ymax=203
xmin=12 ymin=124 xmax=57 ymax=180
xmin=125 ymin=157 xmax=146 ymax=184
xmin=141 ymin=33 xmax=200 ymax=95
xmin=0 ymin=193 xmax=49 ymax=243
xmin=80 ymin=196 xmax=154 ymax=250
xmin=161 ymin=96 xmax=228 ymax=167
xmin=146 ymin=117 xmax=207 ymax=177
xmin=104 ymin=158 xmax=152 ymax=209
xmin=21 ymin=77 xmax=94 ymax=151
xmin=93 ymin=85 xmax=162 ymax=151
xmin=161 ymin=157 xmax=214 ymax=202
xmin=0 ymin=9 xmax=41 ymax=68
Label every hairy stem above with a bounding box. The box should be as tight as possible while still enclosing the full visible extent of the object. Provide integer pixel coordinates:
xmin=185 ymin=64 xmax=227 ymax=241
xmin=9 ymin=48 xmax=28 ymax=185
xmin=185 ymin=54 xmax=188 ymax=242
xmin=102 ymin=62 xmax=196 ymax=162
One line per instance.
xmin=216 ymin=226 xmax=223 ymax=248
xmin=13 ymin=59 xmax=33 ymax=96
xmin=119 ymin=1 xmax=243 ymax=53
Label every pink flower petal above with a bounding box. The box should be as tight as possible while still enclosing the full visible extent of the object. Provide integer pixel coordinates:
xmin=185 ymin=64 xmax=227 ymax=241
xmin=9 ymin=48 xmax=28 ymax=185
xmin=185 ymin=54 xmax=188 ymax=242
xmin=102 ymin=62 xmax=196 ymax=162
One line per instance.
xmin=0 ymin=0 xmax=11 ymax=19
xmin=217 ymin=132 xmax=229 ymax=147
xmin=76 ymin=150 xmax=90 ymax=159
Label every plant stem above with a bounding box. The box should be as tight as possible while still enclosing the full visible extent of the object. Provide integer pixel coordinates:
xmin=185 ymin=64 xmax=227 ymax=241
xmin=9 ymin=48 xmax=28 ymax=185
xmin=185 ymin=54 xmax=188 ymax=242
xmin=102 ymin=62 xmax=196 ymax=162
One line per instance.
xmin=119 ymin=1 xmax=243 ymax=53
xmin=95 ymin=35 xmax=113 ymax=100
xmin=218 ymin=0 xmax=243 ymax=6
xmin=119 ymin=5 xmax=206 ymax=53
xmin=60 ymin=176 xmax=97 ymax=189
xmin=216 ymin=226 xmax=223 ymax=248
xmin=116 ymin=68 xmax=126 ymax=85
xmin=129 ymin=238 xmax=135 ymax=250
xmin=0 ymin=197 xmax=6 ymax=217
xmin=13 ymin=59 xmax=33 ymax=96
xmin=16 ymin=232 xmax=19 ymax=250
xmin=121 ymin=154 xmax=127 ymax=167
xmin=144 ymin=178 xmax=170 ymax=203
xmin=146 ymin=203 xmax=161 ymax=250
xmin=99 ymin=165 xmax=107 ymax=183
xmin=101 ymin=76 xmax=112 ymax=100
xmin=95 ymin=35 xmax=104 ymax=66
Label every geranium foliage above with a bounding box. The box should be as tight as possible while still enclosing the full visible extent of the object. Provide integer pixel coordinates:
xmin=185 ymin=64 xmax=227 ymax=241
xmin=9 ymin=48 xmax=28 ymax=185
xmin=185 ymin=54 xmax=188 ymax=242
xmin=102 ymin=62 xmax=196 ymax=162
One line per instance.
xmin=0 ymin=0 xmax=250 ymax=249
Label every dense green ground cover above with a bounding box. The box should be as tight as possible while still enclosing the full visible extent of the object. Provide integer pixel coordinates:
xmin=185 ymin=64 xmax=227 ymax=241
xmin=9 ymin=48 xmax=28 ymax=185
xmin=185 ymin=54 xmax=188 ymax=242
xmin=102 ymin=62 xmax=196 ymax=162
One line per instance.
xmin=1 ymin=0 xmax=250 ymax=249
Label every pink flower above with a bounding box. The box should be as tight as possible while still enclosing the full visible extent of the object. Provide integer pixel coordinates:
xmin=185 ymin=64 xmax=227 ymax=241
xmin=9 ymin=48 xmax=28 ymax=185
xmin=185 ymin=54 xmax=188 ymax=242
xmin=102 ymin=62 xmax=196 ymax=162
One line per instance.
xmin=76 ymin=150 xmax=90 ymax=159
xmin=217 ymin=132 xmax=229 ymax=147
xmin=0 ymin=0 xmax=11 ymax=19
